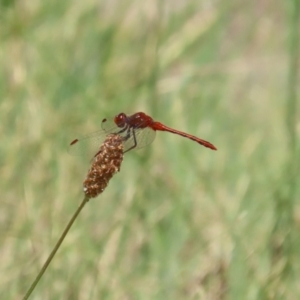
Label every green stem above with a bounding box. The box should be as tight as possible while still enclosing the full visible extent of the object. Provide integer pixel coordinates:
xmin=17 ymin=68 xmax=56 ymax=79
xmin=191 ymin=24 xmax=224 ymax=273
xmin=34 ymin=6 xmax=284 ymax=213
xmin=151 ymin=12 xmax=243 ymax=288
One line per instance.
xmin=269 ymin=2 xmax=299 ymax=297
xmin=22 ymin=196 xmax=89 ymax=300
xmin=286 ymin=0 xmax=300 ymax=152
xmin=277 ymin=0 xmax=300 ymax=289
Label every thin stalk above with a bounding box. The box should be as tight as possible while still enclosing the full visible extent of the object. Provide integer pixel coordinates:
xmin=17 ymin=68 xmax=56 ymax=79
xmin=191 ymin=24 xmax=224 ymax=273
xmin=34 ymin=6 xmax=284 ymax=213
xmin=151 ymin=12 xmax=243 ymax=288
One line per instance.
xmin=286 ymin=0 xmax=300 ymax=153
xmin=269 ymin=2 xmax=299 ymax=298
xmin=284 ymin=0 xmax=300 ymax=263
xmin=272 ymin=1 xmax=300 ymax=297
xmin=22 ymin=196 xmax=89 ymax=300
xmin=284 ymin=0 xmax=299 ymax=235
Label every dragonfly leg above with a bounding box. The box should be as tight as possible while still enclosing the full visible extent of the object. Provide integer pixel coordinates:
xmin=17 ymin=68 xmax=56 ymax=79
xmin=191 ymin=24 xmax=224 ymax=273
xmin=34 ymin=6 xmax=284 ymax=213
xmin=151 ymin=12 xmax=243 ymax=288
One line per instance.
xmin=116 ymin=125 xmax=128 ymax=135
xmin=123 ymin=128 xmax=137 ymax=153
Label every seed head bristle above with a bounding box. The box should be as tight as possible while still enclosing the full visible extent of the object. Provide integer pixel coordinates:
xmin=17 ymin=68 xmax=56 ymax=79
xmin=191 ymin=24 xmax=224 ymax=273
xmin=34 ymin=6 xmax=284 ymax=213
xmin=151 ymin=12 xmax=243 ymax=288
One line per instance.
xmin=83 ymin=134 xmax=124 ymax=199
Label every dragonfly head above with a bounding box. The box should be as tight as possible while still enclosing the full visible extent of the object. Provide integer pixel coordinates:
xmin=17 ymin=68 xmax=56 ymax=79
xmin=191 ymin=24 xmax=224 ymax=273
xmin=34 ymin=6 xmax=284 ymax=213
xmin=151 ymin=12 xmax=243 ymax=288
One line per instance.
xmin=114 ymin=113 xmax=127 ymax=128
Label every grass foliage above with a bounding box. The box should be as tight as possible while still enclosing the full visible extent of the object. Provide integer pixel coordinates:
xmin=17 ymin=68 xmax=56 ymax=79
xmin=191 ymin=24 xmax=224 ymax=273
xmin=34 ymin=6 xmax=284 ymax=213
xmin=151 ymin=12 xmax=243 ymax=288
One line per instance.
xmin=0 ymin=0 xmax=299 ymax=299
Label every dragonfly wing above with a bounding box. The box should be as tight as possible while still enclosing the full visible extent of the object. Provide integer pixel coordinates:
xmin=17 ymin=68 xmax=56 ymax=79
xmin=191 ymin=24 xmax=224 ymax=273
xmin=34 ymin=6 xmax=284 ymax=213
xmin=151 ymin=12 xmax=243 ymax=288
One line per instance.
xmin=70 ymin=116 xmax=156 ymax=156
xmin=101 ymin=117 xmax=121 ymax=133
xmin=69 ymin=129 xmax=107 ymax=157
xmin=123 ymin=127 xmax=156 ymax=152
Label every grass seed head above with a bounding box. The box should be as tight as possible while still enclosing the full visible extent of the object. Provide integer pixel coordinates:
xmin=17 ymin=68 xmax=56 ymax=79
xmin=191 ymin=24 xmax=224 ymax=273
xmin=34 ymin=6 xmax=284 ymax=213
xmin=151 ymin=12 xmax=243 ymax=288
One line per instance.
xmin=83 ymin=134 xmax=124 ymax=199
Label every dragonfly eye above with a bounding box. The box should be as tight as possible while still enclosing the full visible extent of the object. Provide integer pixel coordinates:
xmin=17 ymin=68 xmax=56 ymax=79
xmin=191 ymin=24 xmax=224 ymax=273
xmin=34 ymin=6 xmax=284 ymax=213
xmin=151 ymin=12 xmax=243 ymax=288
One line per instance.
xmin=114 ymin=113 xmax=127 ymax=128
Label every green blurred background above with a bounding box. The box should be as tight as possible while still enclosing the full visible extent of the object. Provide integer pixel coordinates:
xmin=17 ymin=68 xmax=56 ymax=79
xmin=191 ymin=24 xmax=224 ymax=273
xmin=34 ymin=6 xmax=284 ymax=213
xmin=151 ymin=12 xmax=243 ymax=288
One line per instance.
xmin=1 ymin=0 xmax=299 ymax=299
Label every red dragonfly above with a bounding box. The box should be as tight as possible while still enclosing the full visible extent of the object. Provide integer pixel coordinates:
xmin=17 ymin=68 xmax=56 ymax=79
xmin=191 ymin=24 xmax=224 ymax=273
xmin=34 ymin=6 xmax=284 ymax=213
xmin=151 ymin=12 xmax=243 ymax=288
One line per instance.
xmin=70 ymin=112 xmax=217 ymax=156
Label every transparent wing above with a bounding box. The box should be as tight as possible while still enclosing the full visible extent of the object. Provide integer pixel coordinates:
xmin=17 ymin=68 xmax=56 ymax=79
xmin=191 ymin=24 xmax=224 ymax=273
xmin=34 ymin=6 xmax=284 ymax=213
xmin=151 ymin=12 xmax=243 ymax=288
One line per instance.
xmin=69 ymin=117 xmax=156 ymax=157
xmin=123 ymin=126 xmax=156 ymax=152
xmin=69 ymin=117 xmax=120 ymax=157
xmin=68 ymin=129 xmax=108 ymax=157
xmin=101 ymin=117 xmax=120 ymax=133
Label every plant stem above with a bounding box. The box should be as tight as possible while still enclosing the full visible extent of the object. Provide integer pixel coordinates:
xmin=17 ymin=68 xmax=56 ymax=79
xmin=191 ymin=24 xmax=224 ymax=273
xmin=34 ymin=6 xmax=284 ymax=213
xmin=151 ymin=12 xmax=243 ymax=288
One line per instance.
xmin=269 ymin=2 xmax=299 ymax=297
xmin=286 ymin=0 xmax=299 ymax=153
xmin=284 ymin=0 xmax=300 ymax=232
xmin=22 ymin=196 xmax=89 ymax=300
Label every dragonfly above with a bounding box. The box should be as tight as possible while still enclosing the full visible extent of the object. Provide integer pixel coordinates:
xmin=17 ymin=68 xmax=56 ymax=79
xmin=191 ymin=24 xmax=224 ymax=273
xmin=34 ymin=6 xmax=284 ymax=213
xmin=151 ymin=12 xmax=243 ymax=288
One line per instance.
xmin=70 ymin=112 xmax=217 ymax=156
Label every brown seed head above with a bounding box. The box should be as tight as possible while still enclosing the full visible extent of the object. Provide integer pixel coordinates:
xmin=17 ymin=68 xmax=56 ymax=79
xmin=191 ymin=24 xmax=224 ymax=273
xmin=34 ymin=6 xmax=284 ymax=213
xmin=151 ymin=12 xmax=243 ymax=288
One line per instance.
xmin=83 ymin=134 xmax=124 ymax=199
